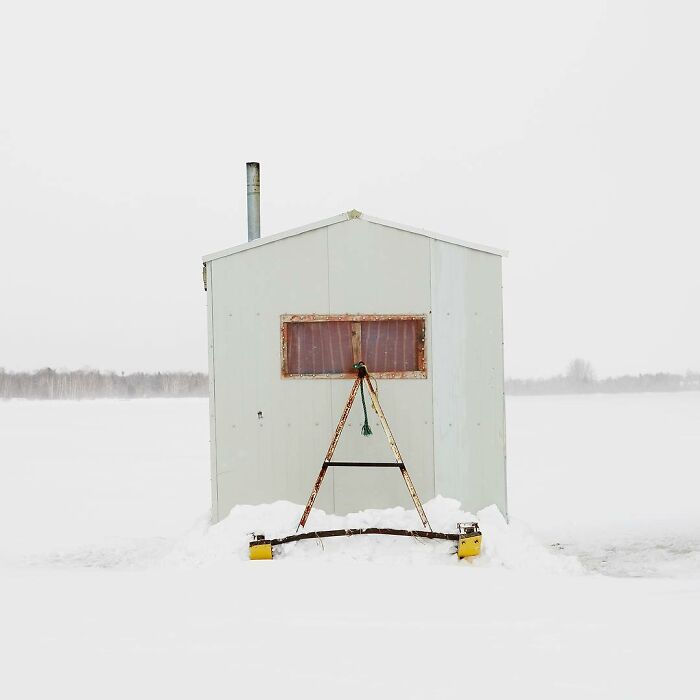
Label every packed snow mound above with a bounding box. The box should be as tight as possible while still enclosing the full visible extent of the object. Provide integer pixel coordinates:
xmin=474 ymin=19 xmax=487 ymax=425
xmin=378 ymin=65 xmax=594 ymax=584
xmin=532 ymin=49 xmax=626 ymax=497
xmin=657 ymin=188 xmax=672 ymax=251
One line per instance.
xmin=163 ymin=496 xmax=583 ymax=574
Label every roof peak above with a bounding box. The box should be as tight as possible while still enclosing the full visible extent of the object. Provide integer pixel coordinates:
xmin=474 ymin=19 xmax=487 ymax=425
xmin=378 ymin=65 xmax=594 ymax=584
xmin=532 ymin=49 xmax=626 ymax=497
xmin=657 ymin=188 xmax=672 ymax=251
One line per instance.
xmin=203 ymin=210 xmax=507 ymax=262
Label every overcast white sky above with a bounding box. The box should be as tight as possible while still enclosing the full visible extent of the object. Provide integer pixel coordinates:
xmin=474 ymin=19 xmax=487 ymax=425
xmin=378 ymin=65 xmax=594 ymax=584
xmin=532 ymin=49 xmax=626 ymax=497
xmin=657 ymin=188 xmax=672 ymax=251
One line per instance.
xmin=1 ymin=1 xmax=698 ymax=378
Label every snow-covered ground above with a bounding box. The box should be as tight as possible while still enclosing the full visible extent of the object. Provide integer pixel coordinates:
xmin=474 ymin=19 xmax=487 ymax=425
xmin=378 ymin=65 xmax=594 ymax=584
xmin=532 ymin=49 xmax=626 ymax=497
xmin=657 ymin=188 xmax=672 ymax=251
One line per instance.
xmin=0 ymin=394 xmax=698 ymax=698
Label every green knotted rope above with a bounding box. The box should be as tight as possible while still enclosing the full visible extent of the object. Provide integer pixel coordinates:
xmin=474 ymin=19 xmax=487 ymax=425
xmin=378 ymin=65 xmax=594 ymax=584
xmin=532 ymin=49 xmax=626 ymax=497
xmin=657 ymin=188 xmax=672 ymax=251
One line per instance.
xmin=353 ymin=362 xmax=372 ymax=437
xmin=359 ymin=380 xmax=372 ymax=436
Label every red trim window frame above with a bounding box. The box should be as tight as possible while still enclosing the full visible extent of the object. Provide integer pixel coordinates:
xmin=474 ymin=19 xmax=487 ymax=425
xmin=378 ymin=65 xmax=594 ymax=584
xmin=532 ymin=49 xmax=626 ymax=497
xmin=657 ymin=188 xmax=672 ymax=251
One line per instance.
xmin=280 ymin=314 xmax=427 ymax=379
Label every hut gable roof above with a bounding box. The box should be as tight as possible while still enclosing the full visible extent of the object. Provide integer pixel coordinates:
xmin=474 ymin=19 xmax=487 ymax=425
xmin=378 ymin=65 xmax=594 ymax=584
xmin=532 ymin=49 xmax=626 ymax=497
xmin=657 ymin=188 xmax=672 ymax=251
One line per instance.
xmin=202 ymin=210 xmax=508 ymax=263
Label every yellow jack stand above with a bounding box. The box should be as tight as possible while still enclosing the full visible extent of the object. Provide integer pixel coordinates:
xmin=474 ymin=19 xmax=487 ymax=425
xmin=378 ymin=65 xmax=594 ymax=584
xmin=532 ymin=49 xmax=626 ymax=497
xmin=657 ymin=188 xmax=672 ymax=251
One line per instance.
xmin=249 ymin=534 xmax=273 ymax=560
xmin=457 ymin=522 xmax=482 ymax=559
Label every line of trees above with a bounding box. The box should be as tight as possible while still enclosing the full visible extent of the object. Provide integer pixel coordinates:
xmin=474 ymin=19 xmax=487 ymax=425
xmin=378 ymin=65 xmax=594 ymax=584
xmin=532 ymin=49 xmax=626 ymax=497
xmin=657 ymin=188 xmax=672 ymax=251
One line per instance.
xmin=2 ymin=361 xmax=698 ymax=399
xmin=506 ymin=359 xmax=700 ymax=395
xmin=0 ymin=368 xmax=207 ymax=400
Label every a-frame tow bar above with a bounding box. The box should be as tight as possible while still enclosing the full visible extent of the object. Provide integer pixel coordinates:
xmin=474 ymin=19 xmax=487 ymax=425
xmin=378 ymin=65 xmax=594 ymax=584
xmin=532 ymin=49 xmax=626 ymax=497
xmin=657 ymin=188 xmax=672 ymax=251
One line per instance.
xmin=249 ymin=363 xmax=482 ymax=560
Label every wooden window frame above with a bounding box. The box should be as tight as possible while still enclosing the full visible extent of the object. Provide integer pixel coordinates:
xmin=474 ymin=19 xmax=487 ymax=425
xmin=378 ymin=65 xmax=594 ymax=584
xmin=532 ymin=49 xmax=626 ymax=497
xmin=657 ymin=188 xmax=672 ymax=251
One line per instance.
xmin=280 ymin=314 xmax=427 ymax=379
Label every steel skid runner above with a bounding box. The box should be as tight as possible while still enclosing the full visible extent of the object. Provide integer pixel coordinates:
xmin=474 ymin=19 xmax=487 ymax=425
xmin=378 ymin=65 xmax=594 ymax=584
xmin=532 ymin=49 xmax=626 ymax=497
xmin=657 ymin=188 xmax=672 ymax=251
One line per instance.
xmin=249 ymin=362 xmax=482 ymax=561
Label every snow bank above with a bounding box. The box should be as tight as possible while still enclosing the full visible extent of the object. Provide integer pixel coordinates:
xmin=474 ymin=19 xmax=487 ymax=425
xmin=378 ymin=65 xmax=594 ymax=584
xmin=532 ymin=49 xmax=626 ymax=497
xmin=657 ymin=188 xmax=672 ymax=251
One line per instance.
xmin=162 ymin=496 xmax=582 ymax=574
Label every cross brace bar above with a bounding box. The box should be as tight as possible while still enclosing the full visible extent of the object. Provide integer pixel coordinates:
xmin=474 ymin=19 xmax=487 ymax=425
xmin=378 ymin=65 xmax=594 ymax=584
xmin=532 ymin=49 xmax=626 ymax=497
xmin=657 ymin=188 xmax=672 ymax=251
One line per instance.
xmin=324 ymin=461 xmax=402 ymax=467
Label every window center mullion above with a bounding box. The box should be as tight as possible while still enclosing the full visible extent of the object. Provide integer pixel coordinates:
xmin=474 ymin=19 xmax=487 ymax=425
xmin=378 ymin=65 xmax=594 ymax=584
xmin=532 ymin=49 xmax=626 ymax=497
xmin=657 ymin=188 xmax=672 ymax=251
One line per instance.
xmin=351 ymin=321 xmax=362 ymax=365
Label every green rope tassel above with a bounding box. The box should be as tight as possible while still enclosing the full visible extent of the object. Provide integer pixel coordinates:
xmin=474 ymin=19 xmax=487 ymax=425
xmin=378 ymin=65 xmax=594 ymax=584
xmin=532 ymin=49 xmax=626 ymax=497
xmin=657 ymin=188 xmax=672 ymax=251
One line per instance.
xmin=353 ymin=362 xmax=373 ymax=437
xmin=359 ymin=379 xmax=372 ymax=436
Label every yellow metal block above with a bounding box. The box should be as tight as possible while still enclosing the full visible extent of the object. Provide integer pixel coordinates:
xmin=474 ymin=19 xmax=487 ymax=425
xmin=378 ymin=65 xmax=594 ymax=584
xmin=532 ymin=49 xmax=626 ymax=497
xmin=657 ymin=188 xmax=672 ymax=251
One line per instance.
xmin=249 ymin=542 xmax=273 ymax=560
xmin=457 ymin=535 xmax=481 ymax=559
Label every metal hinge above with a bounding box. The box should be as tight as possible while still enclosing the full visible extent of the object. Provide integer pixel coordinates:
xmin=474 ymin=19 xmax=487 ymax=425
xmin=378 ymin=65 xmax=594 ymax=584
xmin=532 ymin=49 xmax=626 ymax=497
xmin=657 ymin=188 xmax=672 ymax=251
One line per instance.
xmin=202 ymin=262 xmax=207 ymax=291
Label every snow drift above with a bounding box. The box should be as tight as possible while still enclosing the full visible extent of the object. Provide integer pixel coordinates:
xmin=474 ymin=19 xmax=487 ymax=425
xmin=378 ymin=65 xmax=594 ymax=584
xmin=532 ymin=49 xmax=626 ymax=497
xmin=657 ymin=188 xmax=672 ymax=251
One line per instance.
xmin=162 ymin=496 xmax=582 ymax=574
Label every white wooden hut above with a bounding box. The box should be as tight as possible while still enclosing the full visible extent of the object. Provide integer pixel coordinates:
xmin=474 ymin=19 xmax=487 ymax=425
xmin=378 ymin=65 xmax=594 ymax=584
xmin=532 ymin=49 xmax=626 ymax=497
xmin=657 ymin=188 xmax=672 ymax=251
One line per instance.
xmin=203 ymin=205 xmax=507 ymax=523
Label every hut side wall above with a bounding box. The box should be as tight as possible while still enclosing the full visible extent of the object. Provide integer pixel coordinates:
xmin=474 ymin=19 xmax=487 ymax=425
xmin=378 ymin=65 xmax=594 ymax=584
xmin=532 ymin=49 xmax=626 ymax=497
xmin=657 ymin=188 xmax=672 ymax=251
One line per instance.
xmin=206 ymin=260 xmax=218 ymax=519
xmin=430 ymin=241 xmax=507 ymax=517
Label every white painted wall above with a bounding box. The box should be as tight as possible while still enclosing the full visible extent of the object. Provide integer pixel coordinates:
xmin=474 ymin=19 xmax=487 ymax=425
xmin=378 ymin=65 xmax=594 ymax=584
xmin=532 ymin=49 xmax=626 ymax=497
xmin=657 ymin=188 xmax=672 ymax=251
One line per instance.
xmin=207 ymin=217 xmax=506 ymax=523
xmin=430 ymin=241 xmax=507 ymax=516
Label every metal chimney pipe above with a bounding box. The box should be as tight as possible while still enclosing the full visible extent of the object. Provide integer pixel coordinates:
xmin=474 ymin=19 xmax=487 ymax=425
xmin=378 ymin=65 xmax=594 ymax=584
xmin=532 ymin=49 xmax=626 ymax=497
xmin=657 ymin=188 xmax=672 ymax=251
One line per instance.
xmin=246 ymin=162 xmax=261 ymax=241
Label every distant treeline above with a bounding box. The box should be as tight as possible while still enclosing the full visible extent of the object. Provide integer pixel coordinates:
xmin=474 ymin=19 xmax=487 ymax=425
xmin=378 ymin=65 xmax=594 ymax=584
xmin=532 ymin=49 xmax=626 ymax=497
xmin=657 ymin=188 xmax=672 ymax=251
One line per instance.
xmin=0 ymin=368 xmax=207 ymax=400
xmin=2 ymin=362 xmax=699 ymax=400
xmin=507 ymin=359 xmax=700 ymax=395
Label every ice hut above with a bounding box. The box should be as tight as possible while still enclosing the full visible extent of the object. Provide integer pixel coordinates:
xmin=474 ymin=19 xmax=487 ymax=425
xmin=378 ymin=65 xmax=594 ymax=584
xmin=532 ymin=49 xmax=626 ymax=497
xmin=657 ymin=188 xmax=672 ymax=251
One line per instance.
xmin=203 ymin=173 xmax=507 ymax=524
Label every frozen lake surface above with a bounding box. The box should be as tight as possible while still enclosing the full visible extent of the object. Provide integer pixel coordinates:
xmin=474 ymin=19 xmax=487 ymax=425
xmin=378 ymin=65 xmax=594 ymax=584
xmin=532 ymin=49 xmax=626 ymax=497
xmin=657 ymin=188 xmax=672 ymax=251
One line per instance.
xmin=507 ymin=392 xmax=700 ymax=578
xmin=0 ymin=394 xmax=698 ymax=698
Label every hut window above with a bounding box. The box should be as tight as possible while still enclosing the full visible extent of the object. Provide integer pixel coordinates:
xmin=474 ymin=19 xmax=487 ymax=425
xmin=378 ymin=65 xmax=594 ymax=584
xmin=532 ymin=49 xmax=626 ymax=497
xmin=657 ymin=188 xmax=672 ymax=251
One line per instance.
xmin=281 ymin=315 xmax=426 ymax=378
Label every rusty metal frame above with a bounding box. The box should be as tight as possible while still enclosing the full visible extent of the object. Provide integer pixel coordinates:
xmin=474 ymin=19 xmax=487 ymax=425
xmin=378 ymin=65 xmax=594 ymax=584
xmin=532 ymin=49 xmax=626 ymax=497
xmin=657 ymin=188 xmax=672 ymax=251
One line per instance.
xmin=280 ymin=314 xmax=427 ymax=379
xmin=297 ymin=363 xmax=431 ymax=532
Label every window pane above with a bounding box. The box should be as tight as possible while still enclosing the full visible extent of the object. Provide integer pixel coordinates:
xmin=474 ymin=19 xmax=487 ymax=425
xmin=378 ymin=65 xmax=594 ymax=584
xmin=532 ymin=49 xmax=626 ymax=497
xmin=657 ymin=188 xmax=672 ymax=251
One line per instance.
xmin=286 ymin=321 xmax=354 ymax=375
xmin=360 ymin=319 xmax=422 ymax=373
